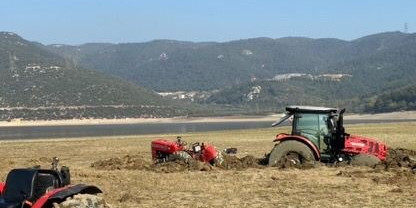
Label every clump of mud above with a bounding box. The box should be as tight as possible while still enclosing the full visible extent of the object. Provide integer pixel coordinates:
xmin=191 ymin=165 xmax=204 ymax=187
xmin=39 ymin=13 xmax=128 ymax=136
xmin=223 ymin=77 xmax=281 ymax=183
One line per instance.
xmin=336 ymin=148 xmax=416 ymax=190
xmin=152 ymin=154 xmax=267 ymax=172
xmin=52 ymin=194 xmax=111 ymax=208
xmin=91 ymin=154 xmax=213 ymax=172
xmin=274 ymin=156 xmax=319 ymax=169
xmin=91 ymin=155 xmax=151 ymax=171
xmin=260 ymin=153 xmax=319 ymax=169
xmin=218 ymin=155 xmax=264 ymax=170
xmin=376 ymin=148 xmax=416 ymax=171
xmin=91 ymin=154 xmax=268 ymax=172
xmin=152 ymin=159 xmax=214 ymax=173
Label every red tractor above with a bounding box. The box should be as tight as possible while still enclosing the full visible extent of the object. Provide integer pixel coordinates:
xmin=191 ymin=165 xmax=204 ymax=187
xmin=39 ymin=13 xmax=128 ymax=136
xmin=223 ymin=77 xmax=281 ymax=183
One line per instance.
xmin=268 ymin=106 xmax=388 ymax=166
xmin=0 ymin=158 xmax=106 ymax=208
xmin=151 ymin=137 xmax=224 ymax=165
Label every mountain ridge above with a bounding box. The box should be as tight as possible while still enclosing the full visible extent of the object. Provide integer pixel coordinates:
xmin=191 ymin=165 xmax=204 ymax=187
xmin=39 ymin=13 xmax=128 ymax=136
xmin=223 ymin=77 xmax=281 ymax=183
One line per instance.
xmin=47 ymin=31 xmax=415 ymax=92
xmin=2 ymin=31 xmax=416 ymax=117
xmin=0 ymin=32 xmax=190 ymax=120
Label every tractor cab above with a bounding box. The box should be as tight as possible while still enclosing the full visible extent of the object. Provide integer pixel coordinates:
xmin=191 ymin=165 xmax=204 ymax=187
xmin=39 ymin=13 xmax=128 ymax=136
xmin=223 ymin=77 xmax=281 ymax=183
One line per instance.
xmin=0 ymin=157 xmax=106 ymax=208
xmin=0 ymin=168 xmax=69 ymax=208
xmin=269 ymin=105 xmax=387 ymax=166
xmin=272 ymin=105 xmax=346 ymax=161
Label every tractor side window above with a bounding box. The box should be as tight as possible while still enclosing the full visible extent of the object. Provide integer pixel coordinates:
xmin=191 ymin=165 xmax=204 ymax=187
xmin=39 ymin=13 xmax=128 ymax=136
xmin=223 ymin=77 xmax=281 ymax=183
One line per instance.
xmin=295 ymin=113 xmax=320 ymax=146
xmin=318 ymin=114 xmax=330 ymax=152
xmin=318 ymin=114 xmax=329 ymax=136
xmin=296 ymin=114 xmax=319 ymax=132
xmin=295 ymin=113 xmax=330 ymax=151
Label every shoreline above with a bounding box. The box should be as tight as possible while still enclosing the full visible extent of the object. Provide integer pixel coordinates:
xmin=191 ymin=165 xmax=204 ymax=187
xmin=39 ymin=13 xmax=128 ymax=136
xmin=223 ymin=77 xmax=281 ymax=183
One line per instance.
xmin=0 ymin=111 xmax=415 ymax=127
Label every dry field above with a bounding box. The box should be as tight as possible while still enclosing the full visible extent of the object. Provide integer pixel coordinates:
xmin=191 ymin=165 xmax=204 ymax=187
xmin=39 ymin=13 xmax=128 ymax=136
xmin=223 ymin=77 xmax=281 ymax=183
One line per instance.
xmin=0 ymin=122 xmax=415 ymax=207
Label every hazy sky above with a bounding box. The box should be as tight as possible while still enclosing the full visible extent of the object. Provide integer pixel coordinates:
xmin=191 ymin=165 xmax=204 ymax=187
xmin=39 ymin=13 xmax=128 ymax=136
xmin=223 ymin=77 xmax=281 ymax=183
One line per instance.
xmin=1 ymin=0 xmax=414 ymax=45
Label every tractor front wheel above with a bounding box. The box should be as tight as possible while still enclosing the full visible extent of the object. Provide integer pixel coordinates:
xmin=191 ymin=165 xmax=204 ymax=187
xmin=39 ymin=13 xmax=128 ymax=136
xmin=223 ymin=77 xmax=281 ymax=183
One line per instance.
xmin=350 ymin=154 xmax=381 ymax=167
xmin=53 ymin=194 xmax=111 ymax=208
xmin=268 ymin=140 xmax=315 ymax=167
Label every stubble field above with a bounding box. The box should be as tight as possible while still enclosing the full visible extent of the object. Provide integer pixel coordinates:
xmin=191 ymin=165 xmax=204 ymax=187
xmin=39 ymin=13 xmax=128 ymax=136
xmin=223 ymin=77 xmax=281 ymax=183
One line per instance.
xmin=0 ymin=122 xmax=415 ymax=207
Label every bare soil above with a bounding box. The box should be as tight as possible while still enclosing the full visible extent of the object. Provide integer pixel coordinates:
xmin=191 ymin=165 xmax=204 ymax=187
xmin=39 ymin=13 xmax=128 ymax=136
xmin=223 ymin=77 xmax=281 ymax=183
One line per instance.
xmin=1 ymin=123 xmax=416 ymax=207
xmin=378 ymin=148 xmax=416 ymax=170
xmin=91 ymin=147 xmax=416 ymax=174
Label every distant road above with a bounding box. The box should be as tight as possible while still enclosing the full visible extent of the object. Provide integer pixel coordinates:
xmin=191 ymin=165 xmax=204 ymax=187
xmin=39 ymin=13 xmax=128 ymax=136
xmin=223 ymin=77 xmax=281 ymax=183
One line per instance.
xmin=0 ymin=119 xmax=415 ymax=140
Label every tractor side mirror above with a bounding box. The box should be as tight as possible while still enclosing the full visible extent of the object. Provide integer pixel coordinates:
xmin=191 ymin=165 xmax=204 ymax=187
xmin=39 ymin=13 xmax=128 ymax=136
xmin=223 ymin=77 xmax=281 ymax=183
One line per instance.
xmin=51 ymin=157 xmax=59 ymax=171
xmin=272 ymin=113 xmax=293 ymax=127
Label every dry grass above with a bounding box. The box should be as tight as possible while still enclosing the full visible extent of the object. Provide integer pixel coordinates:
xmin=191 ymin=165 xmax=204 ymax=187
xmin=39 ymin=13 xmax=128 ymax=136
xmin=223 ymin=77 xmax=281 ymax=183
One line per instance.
xmin=0 ymin=122 xmax=415 ymax=207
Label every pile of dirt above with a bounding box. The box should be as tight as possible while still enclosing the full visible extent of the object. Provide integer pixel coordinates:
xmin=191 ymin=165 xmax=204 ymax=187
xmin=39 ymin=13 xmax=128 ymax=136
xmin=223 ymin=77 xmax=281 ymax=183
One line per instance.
xmin=91 ymin=155 xmax=213 ymax=172
xmin=92 ymin=147 xmax=416 ymax=173
xmin=151 ymin=159 xmax=213 ymax=173
xmin=259 ymin=153 xmax=319 ymax=169
xmin=52 ymin=194 xmax=111 ymax=208
xmin=218 ymin=155 xmax=264 ymax=170
xmin=91 ymin=154 xmax=267 ymax=172
xmin=377 ymin=148 xmax=416 ymax=171
xmin=91 ymin=155 xmax=151 ymax=171
xmin=274 ymin=156 xmax=319 ymax=169
xmin=336 ymin=148 xmax=416 ymax=191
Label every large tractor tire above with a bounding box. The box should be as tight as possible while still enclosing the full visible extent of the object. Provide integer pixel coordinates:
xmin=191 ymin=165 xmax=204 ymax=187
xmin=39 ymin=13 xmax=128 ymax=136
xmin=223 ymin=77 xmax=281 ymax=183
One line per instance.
xmin=350 ymin=154 xmax=381 ymax=167
xmin=268 ymin=140 xmax=315 ymax=167
xmin=53 ymin=194 xmax=111 ymax=208
xmin=168 ymin=151 xmax=193 ymax=162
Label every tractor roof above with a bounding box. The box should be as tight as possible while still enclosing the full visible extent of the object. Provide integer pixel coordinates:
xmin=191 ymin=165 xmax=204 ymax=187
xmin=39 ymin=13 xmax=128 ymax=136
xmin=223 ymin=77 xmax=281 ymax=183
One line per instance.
xmin=286 ymin=105 xmax=339 ymax=114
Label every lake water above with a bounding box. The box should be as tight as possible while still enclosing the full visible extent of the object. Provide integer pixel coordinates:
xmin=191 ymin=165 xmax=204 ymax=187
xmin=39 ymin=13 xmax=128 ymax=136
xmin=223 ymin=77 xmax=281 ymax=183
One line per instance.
xmin=0 ymin=119 xmax=414 ymax=140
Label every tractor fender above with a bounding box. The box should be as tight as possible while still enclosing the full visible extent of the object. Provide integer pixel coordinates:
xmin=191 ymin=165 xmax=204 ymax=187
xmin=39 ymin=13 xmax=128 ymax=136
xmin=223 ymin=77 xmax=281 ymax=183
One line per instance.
xmin=202 ymin=144 xmax=219 ymax=163
xmin=0 ymin=182 xmax=5 ymax=195
xmin=32 ymin=184 xmax=102 ymax=208
xmin=273 ymin=133 xmax=321 ymax=160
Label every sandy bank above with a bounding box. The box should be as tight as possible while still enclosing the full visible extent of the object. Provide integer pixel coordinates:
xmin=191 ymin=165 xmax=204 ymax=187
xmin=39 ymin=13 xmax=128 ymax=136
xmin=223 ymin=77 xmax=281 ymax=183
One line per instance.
xmin=0 ymin=111 xmax=415 ymax=127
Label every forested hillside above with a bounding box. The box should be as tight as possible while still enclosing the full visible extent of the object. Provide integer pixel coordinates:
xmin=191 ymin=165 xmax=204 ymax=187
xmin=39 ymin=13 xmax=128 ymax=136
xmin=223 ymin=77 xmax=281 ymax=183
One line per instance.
xmin=204 ymin=32 xmax=416 ymax=112
xmin=48 ymin=32 xmax=416 ymax=93
xmin=365 ymin=84 xmax=416 ymax=113
xmin=2 ymin=31 xmax=415 ymax=118
xmin=0 ymin=32 xmax=188 ymax=120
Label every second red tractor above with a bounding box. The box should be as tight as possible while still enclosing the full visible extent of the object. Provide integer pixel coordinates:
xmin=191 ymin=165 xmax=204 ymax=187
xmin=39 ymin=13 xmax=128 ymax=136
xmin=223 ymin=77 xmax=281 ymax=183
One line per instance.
xmin=268 ymin=106 xmax=388 ymax=166
xmin=151 ymin=136 xmax=224 ymax=165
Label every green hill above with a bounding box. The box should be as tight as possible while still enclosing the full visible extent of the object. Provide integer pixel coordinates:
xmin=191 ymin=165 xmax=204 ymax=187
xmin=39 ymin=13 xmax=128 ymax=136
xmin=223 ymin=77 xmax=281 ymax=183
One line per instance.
xmin=47 ymin=32 xmax=414 ymax=91
xmin=0 ymin=32 xmax=188 ymax=120
xmin=365 ymin=84 xmax=416 ymax=113
xmin=204 ymin=75 xmax=358 ymax=112
xmin=48 ymin=37 xmax=356 ymax=91
xmin=196 ymin=32 xmax=416 ymax=112
xmin=5 ymin=31 xmax=416 ymax=116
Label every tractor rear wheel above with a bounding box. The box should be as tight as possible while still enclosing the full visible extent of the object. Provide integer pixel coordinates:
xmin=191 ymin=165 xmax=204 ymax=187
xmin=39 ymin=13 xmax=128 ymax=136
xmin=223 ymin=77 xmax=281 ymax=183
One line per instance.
xmin=350 ymin=154 xmax=381 ymax=167
xmin=53 ymin=194 xmax=111 ymax=208
xmin=268 ymin=140 xmax=315 ymax=167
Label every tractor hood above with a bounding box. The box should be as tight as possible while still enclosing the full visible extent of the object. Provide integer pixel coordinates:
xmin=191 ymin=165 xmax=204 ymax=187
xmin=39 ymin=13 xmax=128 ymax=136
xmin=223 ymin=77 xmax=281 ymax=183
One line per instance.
xmin=343 ymin=135 xmax=388 ymax=161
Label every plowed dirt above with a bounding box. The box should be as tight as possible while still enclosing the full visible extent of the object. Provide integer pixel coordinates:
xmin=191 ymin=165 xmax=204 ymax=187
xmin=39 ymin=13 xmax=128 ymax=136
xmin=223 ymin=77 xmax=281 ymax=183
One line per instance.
xmin=336 ymin=148 xmax=416 ymax=194
xmin=218 ymin=155 xmax=264 ymax=170
xmin=91 ymin=155 xmax=151 ymax=171
xmin=90 ymin=154 xmax=213 ymax=172
xmin=91 ymin=148 xmax=416 ymax=174
xmin=377 ymin=148 xmax=416 ymax=170
xmin=91 ymin=154 xmax=266 ymax=172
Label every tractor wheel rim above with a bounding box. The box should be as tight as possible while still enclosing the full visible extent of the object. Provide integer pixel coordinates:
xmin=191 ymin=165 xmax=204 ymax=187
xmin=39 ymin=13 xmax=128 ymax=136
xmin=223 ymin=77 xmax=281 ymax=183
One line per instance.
xmin=287 ymin=153 xmax=301 ymax=165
